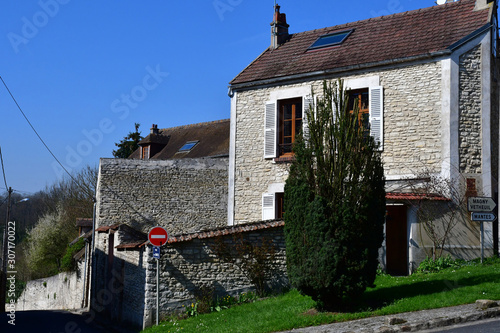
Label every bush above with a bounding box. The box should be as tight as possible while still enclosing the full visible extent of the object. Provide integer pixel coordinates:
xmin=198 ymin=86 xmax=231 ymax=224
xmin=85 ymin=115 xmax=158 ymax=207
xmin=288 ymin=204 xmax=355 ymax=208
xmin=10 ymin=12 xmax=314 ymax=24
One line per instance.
xmin=60 ymin=237 xmax=86 ymax=272
xmin=284 ymin=80 xmax=385 ymax=311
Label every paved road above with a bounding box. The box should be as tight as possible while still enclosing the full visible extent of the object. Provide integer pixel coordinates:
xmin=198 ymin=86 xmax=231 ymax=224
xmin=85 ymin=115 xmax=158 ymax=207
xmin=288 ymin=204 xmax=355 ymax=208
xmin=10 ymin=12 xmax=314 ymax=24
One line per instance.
xmin=0 ymin=310 xmax=107 ymax=333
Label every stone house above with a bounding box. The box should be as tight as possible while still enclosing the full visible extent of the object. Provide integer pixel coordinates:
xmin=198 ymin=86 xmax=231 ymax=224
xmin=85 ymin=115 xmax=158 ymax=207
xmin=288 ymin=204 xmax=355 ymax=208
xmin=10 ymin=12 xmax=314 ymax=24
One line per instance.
xmin=227 ymin=0 xmax=500 ymax=275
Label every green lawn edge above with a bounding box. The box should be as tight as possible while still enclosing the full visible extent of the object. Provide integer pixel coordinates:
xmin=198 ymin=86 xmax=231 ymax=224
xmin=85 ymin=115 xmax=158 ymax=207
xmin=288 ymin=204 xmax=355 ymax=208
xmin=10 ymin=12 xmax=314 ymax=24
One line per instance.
xmin=142 ymin=259 xmax=500 ymax=333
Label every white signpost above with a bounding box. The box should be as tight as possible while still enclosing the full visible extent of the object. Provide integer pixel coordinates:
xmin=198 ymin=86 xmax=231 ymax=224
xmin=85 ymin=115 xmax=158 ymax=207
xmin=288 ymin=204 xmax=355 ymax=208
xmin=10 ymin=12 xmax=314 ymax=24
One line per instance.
xmin=148 ymin=226 xmax=168 ymax=326
xmin=468 ymin=197 xmax=497 ymax=263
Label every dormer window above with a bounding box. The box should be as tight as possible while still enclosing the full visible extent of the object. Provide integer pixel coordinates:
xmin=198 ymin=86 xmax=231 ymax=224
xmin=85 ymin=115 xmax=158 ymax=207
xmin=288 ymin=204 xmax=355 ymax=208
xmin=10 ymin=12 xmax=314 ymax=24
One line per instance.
xmin=308 ymin=30 xmax=353 ymax=50
xmin=142 ymin=145 xmax=150 ymax=159
xmin=179 ymin=141 xmax=199 ymax=152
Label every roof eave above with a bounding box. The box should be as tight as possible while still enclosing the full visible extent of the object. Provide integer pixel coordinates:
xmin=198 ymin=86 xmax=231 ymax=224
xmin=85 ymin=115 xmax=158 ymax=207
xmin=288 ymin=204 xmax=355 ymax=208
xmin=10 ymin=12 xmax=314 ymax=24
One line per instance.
xmin=229 ymin=50 xmax=451 ymax=91
xmin=448 ymin=22 xmax=492 ymax=51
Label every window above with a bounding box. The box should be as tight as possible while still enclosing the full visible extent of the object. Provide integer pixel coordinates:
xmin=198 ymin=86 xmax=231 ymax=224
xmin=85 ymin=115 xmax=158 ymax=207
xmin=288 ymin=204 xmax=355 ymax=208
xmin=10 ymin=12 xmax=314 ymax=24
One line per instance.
xmin=179 ymin=140 xmax=199 ymax=152
xmin=262 ymin=192 xmax=284 ymax=220
xmin=264 ymin=96 xmax=312 ymax=159
xmin=348 ymin=89 xmax=370 ymax=138
xmin=345 ymin=85 xmax=384 ymax=150
xmin=279 ymin=98 xmax=302 ymax=156
xmin=308 ymin=30 xmax=353 ymax=50
xmin=142 ymin=145 xmax=150 ymax=159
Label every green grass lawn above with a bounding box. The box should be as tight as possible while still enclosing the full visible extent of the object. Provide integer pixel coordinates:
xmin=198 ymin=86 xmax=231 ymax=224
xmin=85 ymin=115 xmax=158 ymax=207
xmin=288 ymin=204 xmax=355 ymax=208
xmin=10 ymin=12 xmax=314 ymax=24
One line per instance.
xmin=142 ymin=259 xmax=500 ymax=333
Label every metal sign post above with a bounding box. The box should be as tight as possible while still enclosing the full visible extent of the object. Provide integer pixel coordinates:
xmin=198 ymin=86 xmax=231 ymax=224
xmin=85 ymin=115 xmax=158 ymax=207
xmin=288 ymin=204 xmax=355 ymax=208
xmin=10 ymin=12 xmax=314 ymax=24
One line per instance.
xmin=148 ymin=227 xmax=168 ymax=326
xmin=156 ymin=249 xmax=159 ymax=326
xmin=468 ymin=197 xmax=497 ymax=263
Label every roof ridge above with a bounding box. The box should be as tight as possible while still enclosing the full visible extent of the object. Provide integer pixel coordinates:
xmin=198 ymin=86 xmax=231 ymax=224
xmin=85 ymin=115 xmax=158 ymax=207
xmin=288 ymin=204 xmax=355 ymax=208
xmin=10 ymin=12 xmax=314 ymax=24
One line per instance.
xmin=160 ymin=118 xmax=230 ymax=132
xmin=291 ymin=0 xmax=475 ymax=37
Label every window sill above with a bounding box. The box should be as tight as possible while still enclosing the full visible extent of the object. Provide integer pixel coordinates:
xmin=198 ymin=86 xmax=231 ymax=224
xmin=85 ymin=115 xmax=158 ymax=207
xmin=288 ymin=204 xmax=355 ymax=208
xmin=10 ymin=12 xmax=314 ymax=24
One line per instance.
xmin=274 ymin=156 xmax=295 ymax=163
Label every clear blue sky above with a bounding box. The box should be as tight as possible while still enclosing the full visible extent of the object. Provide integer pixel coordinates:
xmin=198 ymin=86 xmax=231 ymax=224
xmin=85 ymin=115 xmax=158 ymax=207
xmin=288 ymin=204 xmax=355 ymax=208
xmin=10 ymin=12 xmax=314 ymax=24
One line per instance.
xmin=0 ymin=0 xmax=430 ymax=195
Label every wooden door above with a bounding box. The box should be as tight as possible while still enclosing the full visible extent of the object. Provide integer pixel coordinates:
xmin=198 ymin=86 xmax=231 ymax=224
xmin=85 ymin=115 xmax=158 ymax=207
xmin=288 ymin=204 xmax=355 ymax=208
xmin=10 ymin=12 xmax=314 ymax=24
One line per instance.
xmin=386 ymin=205 xmax=408 ymax=276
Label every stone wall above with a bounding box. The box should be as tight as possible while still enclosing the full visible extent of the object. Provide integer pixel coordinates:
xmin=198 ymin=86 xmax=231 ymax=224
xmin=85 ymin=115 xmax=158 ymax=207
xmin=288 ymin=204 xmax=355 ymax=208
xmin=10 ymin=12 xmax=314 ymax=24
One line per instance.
xmin=233 ymin=61 xmax=442 ymax=223
xmin=15 ymin=260 xmax=87 ymax=311
xmin=459 ymin=45 xmax=482 ymax=173
xmin=91 ymin=227 xmax=148 ymax=330
xmin=92 ymin=222 xmax=288 ymax=330
xmin=96 ymin=157 xmax=228 ymax=235
xmin=148 ymin=226 xmax=287 ymax=325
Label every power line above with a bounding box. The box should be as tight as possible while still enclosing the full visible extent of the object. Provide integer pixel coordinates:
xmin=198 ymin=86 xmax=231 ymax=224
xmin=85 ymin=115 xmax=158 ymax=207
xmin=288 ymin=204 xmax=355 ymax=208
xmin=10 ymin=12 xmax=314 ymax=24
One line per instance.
xmin=0 ymin=146 xmax=8 ymax=190
xmin=0 ymin=75 xmax=93 ymax=198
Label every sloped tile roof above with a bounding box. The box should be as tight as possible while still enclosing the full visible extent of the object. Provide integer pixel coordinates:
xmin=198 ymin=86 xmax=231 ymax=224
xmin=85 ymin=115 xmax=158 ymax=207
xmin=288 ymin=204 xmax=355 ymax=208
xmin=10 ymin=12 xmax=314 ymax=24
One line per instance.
xmin=129 ymin=119 xmax=230 ymax=160
xmin=386 ymin=192 xmax=451 ymax=201
xmin=167 ymin=220 xmax=285 ymax=244
xmin=230 ymin=0 xmax=491 ymax=86
xmin=76 ymin=218 xmax=93 ymax=227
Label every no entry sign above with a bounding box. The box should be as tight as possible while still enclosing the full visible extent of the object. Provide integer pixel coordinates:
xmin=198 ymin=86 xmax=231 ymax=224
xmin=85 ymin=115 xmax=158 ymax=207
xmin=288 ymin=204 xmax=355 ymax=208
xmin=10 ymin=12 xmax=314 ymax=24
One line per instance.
xmin=148 ymin=226 xmax=168 ymax=247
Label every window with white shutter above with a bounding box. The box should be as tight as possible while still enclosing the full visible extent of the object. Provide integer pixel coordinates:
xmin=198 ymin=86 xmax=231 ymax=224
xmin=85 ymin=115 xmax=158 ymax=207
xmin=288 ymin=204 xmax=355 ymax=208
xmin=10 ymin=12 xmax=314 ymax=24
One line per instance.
xmin=347 ymin=86 xmax=384 ymax=150
xmin=369 ymin=86 xmax=383 ymax=150
xmin=264 ymin=102 xmax=277 ymax=158
xmin=262 ymin=193 xmax=275 ymax=220
xmin=264 ymin=97 xmax=306 ymax=159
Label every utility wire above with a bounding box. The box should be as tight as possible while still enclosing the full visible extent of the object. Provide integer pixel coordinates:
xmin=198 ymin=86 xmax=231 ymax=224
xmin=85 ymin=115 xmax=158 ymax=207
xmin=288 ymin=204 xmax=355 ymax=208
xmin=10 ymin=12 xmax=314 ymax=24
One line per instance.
xmin=0 ymin=146 xmax=8 ymax=190
xmin=0 ymin=76 xmax=93 ymax=198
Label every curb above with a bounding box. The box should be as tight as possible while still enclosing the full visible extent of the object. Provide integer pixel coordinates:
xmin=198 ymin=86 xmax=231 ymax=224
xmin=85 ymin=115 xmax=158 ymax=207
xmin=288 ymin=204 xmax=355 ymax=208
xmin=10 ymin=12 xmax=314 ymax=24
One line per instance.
xmin=281 ymin=301 xmax=500 ymax=333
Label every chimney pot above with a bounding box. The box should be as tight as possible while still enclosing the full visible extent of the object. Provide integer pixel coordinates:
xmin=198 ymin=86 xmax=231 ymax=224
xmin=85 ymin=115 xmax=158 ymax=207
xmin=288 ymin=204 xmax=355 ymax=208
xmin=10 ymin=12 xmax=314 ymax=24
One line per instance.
xmin=270 ymin=3 xmax=289 ymax=50
xmin=151 ymin=124 xmax=159 ymax=135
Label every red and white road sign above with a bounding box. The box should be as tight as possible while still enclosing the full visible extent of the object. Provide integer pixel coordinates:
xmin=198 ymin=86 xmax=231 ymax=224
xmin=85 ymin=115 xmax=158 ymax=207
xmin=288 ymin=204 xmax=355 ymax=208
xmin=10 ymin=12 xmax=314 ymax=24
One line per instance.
xmin=148 ymin=226 xmax=168 ymax=247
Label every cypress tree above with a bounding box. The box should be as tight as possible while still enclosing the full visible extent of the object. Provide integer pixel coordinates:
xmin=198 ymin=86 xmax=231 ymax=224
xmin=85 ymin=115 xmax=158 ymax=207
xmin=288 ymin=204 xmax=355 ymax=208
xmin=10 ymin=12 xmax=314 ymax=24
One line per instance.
xmin=284 ymin=80 xmax=385 ymax=310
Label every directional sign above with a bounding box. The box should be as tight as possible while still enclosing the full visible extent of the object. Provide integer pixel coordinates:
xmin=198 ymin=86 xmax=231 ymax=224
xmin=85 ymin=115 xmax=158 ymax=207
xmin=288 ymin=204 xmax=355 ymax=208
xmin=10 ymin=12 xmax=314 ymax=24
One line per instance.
xmin=471 ymin=212 xmax=497 ymax=222
xmin=148 ymin=226 xmax=168 ymax=247
xmin=468 ymin=197 xmax=496 ymax=212
xmin=153 ymin=246 xmax=161 ymax=259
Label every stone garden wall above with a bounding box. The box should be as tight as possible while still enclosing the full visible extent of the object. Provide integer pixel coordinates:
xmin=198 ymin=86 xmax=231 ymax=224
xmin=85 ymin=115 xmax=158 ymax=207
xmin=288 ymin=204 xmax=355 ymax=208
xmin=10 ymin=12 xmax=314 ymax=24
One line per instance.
xmin=92 ymin=222 xmax=288 ymax=330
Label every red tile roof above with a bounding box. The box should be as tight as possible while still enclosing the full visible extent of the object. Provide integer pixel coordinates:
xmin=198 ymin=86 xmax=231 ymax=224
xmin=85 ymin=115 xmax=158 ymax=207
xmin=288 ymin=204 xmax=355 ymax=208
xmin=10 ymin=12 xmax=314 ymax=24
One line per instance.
xmin=167 ymin=220 xmax=285 ymax=244
xmin=386 ymin=192 xmax=451 ymax=201
xmin=230 ymin=0 xmax=491 ymax=86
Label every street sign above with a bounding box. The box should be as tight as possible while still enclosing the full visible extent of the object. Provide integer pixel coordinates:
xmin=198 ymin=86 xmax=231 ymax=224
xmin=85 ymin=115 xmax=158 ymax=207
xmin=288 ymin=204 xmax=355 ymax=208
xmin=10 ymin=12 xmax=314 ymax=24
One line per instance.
xmin=468 ymin=197 xmax=496 ymax=212
xmin=471 ymin=212 xmax=497 ymax=222
xmin=148 ymin=226 xmax=168 ymax=247
xmin=153 ymin=246 xmax=160 ymax=259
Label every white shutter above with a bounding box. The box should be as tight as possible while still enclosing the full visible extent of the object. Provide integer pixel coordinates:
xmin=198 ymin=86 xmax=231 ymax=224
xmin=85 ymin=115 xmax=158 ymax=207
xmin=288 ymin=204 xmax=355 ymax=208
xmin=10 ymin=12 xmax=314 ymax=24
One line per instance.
xmin=369 ymin=86 xmax=383 ymax=150
xmin=262 ymin=193 xmax=275 ymax=220
xmin=264 ymin=102 xmax=277 ymax=158
xmin=303 ymin=96 xmax=313 ymax=141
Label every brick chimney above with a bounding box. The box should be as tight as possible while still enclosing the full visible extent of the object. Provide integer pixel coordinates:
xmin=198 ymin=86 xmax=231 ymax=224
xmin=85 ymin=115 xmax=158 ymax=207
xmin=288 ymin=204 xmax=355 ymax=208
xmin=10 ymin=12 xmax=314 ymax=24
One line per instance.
xmin=270 ymin=3 xmax=289 ymax=50
xmin=150 ymin=124 xmax=159 ymax=135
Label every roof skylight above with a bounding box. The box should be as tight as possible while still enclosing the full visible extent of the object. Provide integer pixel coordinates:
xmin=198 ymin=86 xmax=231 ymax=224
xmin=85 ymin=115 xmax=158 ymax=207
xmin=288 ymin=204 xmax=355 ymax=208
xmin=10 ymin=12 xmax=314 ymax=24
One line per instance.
xmin=178 ymin=141 xmax=199 ymax=152
xmin=308 ymin=30 xmax=353 ymax=50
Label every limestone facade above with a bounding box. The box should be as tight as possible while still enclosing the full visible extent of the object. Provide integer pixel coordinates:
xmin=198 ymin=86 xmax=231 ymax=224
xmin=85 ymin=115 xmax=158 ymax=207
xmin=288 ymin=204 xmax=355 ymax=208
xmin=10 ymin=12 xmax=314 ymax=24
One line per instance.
xmin=459 ymin=45 xmax=482 ymax=174
xmin=232 ymin=60 xmax=443 ymax=223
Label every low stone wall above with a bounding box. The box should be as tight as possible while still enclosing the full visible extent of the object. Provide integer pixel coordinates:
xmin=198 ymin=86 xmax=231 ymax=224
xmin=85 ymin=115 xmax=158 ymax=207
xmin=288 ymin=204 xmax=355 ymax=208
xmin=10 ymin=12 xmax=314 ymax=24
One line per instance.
xmin=15 ymin=261 xmax=87 ymax=311
xmin=91 ymin=221 xmax=288 ymax=330
xmin=143 ymin=223 xmax=288 ymax=327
